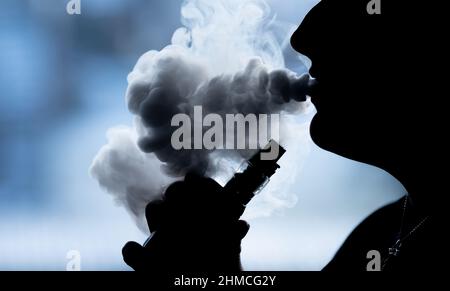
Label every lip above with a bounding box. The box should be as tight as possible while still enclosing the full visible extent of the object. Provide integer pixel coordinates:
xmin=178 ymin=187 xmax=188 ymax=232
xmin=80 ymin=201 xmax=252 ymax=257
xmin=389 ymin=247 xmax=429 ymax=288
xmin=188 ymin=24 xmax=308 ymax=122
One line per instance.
xmin=306 ymin=76 xmax=322 ymax=112
xmin=308 ymin=64 xmax=319 ymax=80
xmin=306 ymin=76 xmax=319 ymax=98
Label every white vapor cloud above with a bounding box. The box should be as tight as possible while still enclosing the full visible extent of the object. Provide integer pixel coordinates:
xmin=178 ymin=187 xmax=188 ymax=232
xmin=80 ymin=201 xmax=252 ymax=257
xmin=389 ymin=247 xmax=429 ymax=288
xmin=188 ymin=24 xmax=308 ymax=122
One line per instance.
xmin=90 ymin=0 xmax=314 ymax=232
xmin=90 ymin=126 xmax=174 ymax=232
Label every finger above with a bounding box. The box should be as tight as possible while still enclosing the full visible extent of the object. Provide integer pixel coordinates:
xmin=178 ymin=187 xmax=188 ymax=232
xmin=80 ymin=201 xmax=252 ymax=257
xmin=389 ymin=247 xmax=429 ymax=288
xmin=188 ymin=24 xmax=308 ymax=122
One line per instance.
xmin=224 ymin=220 xmax=250 ymax=255
xmin=122 ymin=241 xmax=146 ymax=270
xmin=186 ymin=174 xmax=222 ymax=192
xmin=184 ymin=173 xmax=223 ymax=202
xmin=184 ymin=172 xmax=209 ymax=200
xmin=163 ymin=181 xmax=187 ymax=202
xmin=202 ymin=177 xmax=223 ymax=194
xmin=235 ymin=220 xmax=250 ymax=239
xmin=231 ymin=220 xmax=250 ymax=242
xmin=184 ymin=171 xmax=204 ymax=183
xmin=208 ymin=220 xmax=249 ymax=256
xmin=145 ymin=200 xmax=165 ymax=232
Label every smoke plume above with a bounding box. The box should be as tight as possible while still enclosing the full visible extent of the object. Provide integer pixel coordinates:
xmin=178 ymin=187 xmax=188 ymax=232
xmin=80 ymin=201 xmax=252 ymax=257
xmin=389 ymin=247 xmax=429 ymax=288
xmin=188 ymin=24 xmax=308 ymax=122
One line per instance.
xmin=90 ymin=0 xmax=314 ymax=232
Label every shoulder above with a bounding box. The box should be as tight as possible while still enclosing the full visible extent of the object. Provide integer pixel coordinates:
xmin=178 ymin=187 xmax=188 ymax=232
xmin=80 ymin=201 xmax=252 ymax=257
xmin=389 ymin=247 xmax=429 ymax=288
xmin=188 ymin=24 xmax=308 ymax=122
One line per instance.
xmin=323 ymin=197 xmax=405 ymax=271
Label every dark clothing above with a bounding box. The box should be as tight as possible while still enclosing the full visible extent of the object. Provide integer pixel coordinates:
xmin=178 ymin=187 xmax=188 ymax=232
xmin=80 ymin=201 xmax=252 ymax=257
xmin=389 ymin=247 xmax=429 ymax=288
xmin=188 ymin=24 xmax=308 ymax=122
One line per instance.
xmin=323 ymin=197 xmax=436 ymax=271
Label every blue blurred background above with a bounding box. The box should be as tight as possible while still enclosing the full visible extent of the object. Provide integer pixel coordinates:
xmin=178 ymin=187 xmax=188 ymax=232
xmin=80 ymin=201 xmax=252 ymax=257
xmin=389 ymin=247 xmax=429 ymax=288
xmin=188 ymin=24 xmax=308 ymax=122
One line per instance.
xmin=0 ymin=0 xmax=405 ymax=270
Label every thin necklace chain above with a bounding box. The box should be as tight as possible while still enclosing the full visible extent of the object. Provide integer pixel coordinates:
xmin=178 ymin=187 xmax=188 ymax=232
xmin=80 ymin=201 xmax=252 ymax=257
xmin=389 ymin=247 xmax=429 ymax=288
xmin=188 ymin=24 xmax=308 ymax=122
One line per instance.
xmin=381 ymin=195 xmax=429 ymax=270
xmin=398 ymin=195 xmax=429 ymax=242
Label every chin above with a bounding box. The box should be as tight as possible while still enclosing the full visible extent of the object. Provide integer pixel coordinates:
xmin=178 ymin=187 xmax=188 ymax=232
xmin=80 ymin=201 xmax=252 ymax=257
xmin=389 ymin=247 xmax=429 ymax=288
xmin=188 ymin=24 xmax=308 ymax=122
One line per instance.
xmin=310 ymin=114 xmax=334 ymax=152
xmin=310 ymin=114 xmax=367 ymax=163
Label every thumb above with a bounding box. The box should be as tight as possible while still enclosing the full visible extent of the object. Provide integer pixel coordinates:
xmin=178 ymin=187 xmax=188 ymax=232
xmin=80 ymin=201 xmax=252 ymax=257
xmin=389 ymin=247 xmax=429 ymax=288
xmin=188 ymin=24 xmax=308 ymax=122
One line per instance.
xmin=235 ymin=220 xmax=250 ymax=240
xmin=122 ymin=241 xmax=146 ymax=270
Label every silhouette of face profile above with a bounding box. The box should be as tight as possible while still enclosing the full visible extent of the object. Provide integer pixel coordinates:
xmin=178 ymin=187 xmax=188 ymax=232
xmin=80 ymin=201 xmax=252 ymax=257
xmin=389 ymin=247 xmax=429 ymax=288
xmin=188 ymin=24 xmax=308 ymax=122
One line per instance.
xmin=292 ymin=0 xmax=398 ymax=164
xmin=291 ymin=1 xmax=438 ymax=211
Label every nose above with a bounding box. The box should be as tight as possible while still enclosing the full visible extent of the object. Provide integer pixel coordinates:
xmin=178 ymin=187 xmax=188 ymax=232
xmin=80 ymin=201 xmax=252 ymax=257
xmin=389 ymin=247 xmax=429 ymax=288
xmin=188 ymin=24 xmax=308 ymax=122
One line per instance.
xmin=290 ymin=2 xmax=321 ymax=61
xmin=290 ymin=24 xmax=310 ymax=58
xmin=291 ymin=17 xmax=320 ymax=83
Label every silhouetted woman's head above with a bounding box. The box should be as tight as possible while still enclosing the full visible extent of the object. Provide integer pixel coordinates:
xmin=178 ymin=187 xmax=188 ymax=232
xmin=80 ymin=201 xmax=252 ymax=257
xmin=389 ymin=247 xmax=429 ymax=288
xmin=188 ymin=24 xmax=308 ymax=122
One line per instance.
xmin=291 ymin=0 xmax=441 ymax=212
